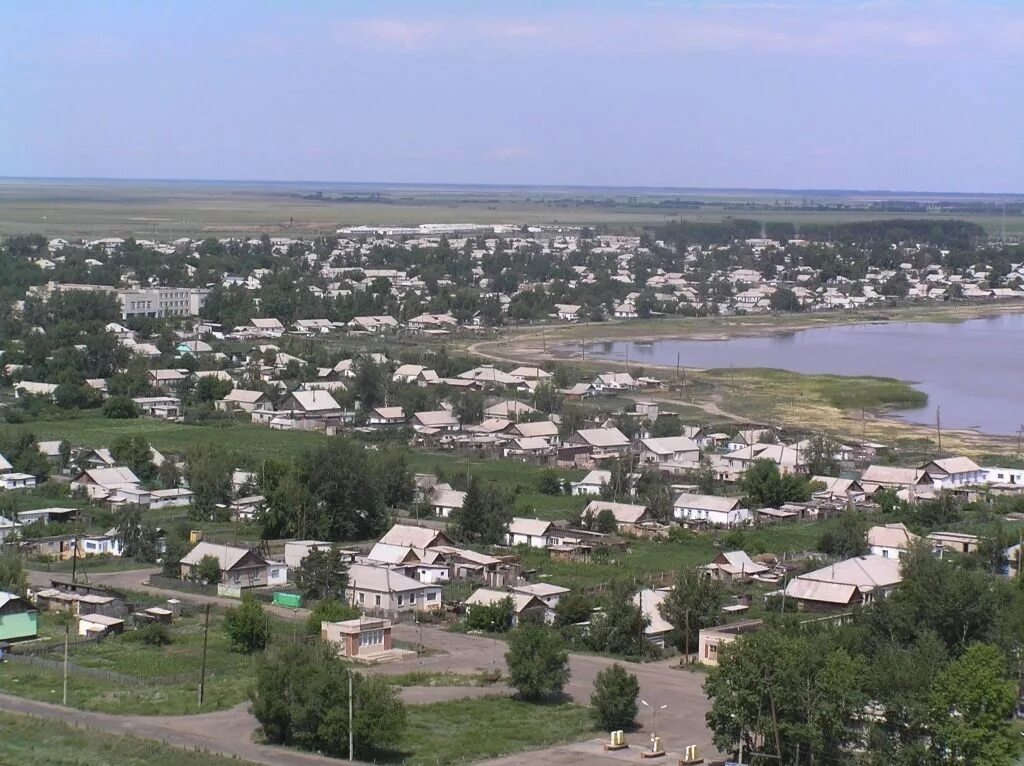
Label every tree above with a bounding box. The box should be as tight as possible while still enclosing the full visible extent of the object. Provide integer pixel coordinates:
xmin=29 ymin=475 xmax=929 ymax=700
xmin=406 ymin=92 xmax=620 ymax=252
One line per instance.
xmin=353 ymin=358 xmax=385 ymax=409
xmin=252 ymin=641 xmax=406 ymax=759
xmin=554 ymin=591 xmax=594 ymax=628
xmin=705 ymin=629 xmax=864 ymax=764
xmin=194 ymin=375 xmax=232 ymax=402
xmin=141 ymin=621 xmax=172 ymax=646
xmin=505 ymin=623 xmax=570 ymax=701
xmin=769 ymin=287 xmax=802 ymax=313
xmin=465 ymin=596 xmax=514 ymax=633
xmin=158 ymin=458 xmax=181 ymax=489
xmin=803 ymin=434 xmax=840 ymax=477
xmin=293 ymin=545 xmax=349 ymax=601
xmin=111 ymin=435 xmax=155 ymax=481
xmin=594 ymin=508 xmax=617 ymax=534
xmin=928 ymin=643 xmax=1017 ymax=766
xmin=58 ymin=439 xmax=72 ymax=469
xmin=532 ymin=382 xmax=563 ymax=414
xmin=591 ymin=664 xmax=640 ymax=731
xmin=305 ymin=598 xmax=360 ymax=634
xmin=537 ymin=469 xmax=562 ymax=496
xmin=740 ymin=459 xmax=810 ymax=508
xmin=224 ymin=594 xmax=271 ymax=653
xmin=452 ymin=390 xmax=484 ymax=425
xmin=185 ymin=443 xmax=233 ymax=521
xmin=449 ymin=477 xmax=512 ymax=546
xmin=818 ymin=512 xmax=868 ymax=558
xmin=648 ymin=415 xmax=683 ymax=437
xmin=588 ymin=581 xmax=651 ymax=659
xmin=0 ymin=551 xmax=27 ymax=595
xmin=115 ymin=504 xmax=162 ymax=562
xmin=103 ymin=396 xmax=140 ymax=419
xmin=195 ymin=554 xmax=222 ymax=585
xmin=659 ymin=568 xmax=724 ymax=659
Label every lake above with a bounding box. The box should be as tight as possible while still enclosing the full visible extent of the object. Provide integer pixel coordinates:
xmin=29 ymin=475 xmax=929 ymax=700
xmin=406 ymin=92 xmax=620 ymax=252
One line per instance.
xmin=558 ymin=313 xmax=1024 ymax=435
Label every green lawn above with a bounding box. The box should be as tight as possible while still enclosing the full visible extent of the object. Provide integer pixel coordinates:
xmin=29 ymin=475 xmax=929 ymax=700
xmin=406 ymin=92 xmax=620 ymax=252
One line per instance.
xmin=0 ymin=412 xmax=328 ymax=461
xmin=391 ymin=697 xmax=595 ymax=765
xmin=0 ymin=609 xmax=296 ymax=715
xmin=0 ymin=711 xmax=256 ymax=766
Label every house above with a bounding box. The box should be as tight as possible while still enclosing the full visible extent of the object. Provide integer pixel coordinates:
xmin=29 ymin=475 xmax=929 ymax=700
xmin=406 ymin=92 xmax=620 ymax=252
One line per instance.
xmin=293 ymin=318 xmax=334 ymax=335
xmin=0 ymin=454 xmax=12 ymax=474
xmin=216 ymin=389 xmax=272 ymax=414
xmin=633 ymin=588 xmax=673 ymax=648
xmin=14 ymin=381 xmax=58 ymax=399
xmin=430 ymin=487 xmax=466 ymax=518
xmin=509 ymin=581 xmax=573 ymax=614
xmin=348 ymin=315 xmax=399 ymax=333
xmin=591 ymin=372 xmax=637 ymax=392
xmin=698 ymin=620 xmax=765 ymax=666
xmin=247 ymin=317 xmax=285 ymax=337
xmin=726 ymin=429 xmax=777 ymax=452
xmin=867 ymin=523 xmax=919 ymax=560
xmin=505 ymin=419 xmax=560 ymax=446
xmin=811 ymin=476 xmax=866 ymax=503
xmin=638 ymin=436 xmax=700 ymax=468
xmin=347 ymin=563 xmax=442 ymax=613
xmin=483 ymin=400 xmax=537 ymax=419
xmin=411 ymin=410 xmax=460 ymax=432
xmin=784 ymin=555 xmax=903 ymax=611
xmin=563 ymin=382 xmax=595 ymax=400
xmin=0 ymin=591 xmax=38 ymax=642
xmin=465 ymin=588 xmax=547 ymax=627
xmin=506 ymin=517 xmax=555 ymax=548
xmin=77 ymin=613 xmax=125 ymax=638
xmin=133 ymin=396 xmax=181 ymax=419
xmin=278 ymin=389 xmax=342 ymax=419
xmin=179 ymin=542 xmax=271 ymax=588
xmin=927 ymin=531 xmax=981 ymax=556
xmin=571 ymin=469 xmax=611 ymax=496
xmin=322 ymin=617 xmax=399 ymax=661
xmin=508 ymin=367 xmax=552 ymax=382
xmin=673 ymin=493 xmax=750 ymax=527
xmin=705 ymin=551 xmax=770 ymax=582
xmin=364 ymin=542 xmax=422 ymax=567
xmin=503 ymin=436 xmax=554 ymax=458
xmin=919 ymin=457 xmax=985 ymax=489
xmin=392 ymin=364 xmax=433 ymax=384
xmin=229 ymin=495 xmax=265 ymax=522
xmin=368 ymin=406 xmax=406 ymax=426
xmin=613 ymin=301 xmax=638 ymax=319
xmin=583 ymin=500 xmax=652 ymax=529
xmin=71 ymin=467 xmax=142 ymax=501
xmin=859 ymin=465 xmax=935 ymax=496
xmin=16 ymin=507 xmax=76 ymax=526
xmin=567 ymin=427 xmax=632 ymax=460
xmin=378 ymin=524 xmax=452 ymax=550
xmin=0 ymin=473 xmax=37 ymax=491
xmin=284 ymin=540 xmax=335 ymax=569
xmin=147 ymin=369 xmax=187 ymax=392
xmin=554 ymin=304 xmax=582 ymax=321
xmin=407 ymin=313 xmax=459 ymax=332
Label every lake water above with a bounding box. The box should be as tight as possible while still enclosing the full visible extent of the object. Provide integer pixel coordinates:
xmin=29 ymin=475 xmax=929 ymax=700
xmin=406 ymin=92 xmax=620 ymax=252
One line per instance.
xmin=558 ymin=313 xmax=1024 ymax=435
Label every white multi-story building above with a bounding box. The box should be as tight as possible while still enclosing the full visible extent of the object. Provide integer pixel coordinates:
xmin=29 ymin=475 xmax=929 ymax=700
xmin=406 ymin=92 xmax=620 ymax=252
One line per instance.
xmin=117 ymin=287 xmax=210 ymax=319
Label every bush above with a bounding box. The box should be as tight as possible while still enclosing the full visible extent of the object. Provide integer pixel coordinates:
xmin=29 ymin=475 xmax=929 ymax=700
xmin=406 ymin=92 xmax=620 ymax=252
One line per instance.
xmin=103 ymin=396 xmax=140 ymax=419
xmin=591 ymin=664 xmax=639 ymax=730
xmin=224 ymin=595 xmax=271 ymax=653
xmin=305 ymin=598 xmax=361 ymax=635
xmin=505 ymin=623 xmax=570 ymax=701
xmin=194 ymin=554 xmax=221 ymax=585
xmin=465 ymin=596 xmax=514 ymax=633
xmin=140 ymin=621 xmax=172 ymax=646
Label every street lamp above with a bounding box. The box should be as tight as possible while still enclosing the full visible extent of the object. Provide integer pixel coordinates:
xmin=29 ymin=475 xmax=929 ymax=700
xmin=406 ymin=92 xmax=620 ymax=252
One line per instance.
xmin=641 ymin=699 xmax=668 ymax=738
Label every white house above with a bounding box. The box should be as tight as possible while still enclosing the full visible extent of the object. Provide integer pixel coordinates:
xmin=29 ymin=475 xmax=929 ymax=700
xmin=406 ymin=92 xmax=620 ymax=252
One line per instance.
xmin=919 ymin=457 xmax=985 ymax=489
xmin=506 ymin=517 xmax=555 ymax=548
xmin=637 ymin=436 xmax=700 ymax=467
xmin=673 ymin=492 xmax=750 ymax=527
xmin=867 ymin=523 xmax=919 ymax=560
xmin=0 ymin=473 xmax=37 ymax=491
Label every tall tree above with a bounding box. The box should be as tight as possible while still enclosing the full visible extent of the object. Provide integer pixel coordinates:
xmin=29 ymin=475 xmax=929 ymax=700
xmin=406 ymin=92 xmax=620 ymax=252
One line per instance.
xmin=659 ymin=568 xmax=725 ymax=659
xmin=505 ymin=623 xmax=570 ymax=701
xmin=293 ymin=545 xmax=349 ymax=601
xmin=449 ymin=477 xmax=512 ymax=546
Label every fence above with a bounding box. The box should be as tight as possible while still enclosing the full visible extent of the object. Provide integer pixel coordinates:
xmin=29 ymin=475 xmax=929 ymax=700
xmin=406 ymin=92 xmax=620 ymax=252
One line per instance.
xmin=5 ymin=652 xmax=200 ymax=687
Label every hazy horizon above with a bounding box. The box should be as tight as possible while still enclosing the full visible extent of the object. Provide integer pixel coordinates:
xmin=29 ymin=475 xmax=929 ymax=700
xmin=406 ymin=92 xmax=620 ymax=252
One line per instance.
xmin=3 ymin=1 xmax=1023 ymax=193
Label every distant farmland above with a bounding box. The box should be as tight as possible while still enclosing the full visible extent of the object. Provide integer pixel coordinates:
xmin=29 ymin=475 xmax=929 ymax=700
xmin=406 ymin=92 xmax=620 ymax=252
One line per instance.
xmin=0 ymin=178 xmax=1022 ymax=238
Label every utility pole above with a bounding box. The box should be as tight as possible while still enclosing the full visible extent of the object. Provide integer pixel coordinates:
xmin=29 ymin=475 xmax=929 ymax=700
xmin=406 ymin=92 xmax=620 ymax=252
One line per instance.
xmin=62 ymin=616 xmax=69 ymax=706
xmin=198 ymin=603 xmax=211 ymax=707
xmin=1017 ymin=425 xmax=1022 ymax=456
xmin=348 ymin=671 xmax=354 ymax=761
xmin=936 ymin=406 xmax=942 ymax=452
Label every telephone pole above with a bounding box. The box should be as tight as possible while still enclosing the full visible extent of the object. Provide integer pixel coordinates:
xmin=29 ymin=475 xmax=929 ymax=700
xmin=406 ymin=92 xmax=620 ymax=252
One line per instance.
xmin=198 ymin=604 xmax=211 ymax=707
xmin=348 ymin=671 xmax=354 ymax=761
xmin=936 ymin=406 xmax=942 ymax=452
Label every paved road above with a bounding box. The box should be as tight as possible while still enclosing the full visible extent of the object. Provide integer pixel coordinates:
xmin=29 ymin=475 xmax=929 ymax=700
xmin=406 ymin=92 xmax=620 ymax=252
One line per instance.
xmin=25 ymin=567 xmax=721 ymax=760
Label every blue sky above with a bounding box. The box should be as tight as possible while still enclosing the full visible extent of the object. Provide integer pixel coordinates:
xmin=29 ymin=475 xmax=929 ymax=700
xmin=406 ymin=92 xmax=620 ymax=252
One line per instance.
xmin=1 ymin=1 xmax=1022 ymax=192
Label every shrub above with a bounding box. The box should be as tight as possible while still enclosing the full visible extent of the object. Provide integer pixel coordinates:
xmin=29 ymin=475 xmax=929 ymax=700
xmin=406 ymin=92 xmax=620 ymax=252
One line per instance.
xmin=505 ymin=623 xmax=570 ymax=701
xmin=591 ymin=664 xmax=639 ymax=730
xmin=224 ymin=595 xmax=271 ymax=653
xmin=103 ymin=396 xmax=140 ymax=419
xmin=140 ymin=621 xmax=172 ymax=646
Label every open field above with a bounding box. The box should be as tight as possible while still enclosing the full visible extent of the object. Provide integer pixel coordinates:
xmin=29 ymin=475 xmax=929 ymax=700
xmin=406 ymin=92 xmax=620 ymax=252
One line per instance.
xmin=392 ymin=696 xmax=595 ymax=766
xmin=0 ymin=711 xmax=255 ymax=766
xmin=2 ymin=179 xmax=1022 ymax=238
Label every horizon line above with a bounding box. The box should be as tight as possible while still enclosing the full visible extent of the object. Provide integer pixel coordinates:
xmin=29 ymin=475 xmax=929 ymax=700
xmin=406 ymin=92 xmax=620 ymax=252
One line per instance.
xmin=1 ymin=175 xmax=1022 ymax=199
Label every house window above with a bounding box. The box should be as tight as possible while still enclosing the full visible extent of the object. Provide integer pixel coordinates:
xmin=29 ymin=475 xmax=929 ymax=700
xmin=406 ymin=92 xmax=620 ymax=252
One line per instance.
xmin=374 ymin=594 xmax=381 ymax=607
xmin=358 ymin=593 xmax=365 ymax=604
xmin=397 ymin=594 xmax=404 ymax=607
xmin=427 ymin=591 xmax=437 ymax=601
xmin=271 ymin=569 xmax=280 ymax=578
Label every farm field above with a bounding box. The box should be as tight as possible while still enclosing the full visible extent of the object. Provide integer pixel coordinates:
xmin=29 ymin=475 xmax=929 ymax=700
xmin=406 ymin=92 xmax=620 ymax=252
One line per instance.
xmin=1 ymin=179 xmax=1021 ymax=238
xmin=0 ymin=711 xmax=255 ymax=766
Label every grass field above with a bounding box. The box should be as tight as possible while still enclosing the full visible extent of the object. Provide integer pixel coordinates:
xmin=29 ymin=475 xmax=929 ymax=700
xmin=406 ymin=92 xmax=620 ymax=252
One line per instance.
xmin=391 ymin=696 xmax=595 ymax=765
xmin=2 ymin=179 xmax=1021 ymax=238
xmin=0 ymin=711 xmax=254 ymax=766
xmin=0 ymin=609 xmax=294 ymax=716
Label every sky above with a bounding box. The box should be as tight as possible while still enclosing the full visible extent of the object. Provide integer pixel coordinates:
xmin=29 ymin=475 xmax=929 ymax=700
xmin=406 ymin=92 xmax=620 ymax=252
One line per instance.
xmin=1 ymin=1 xmax=1022 ymax=192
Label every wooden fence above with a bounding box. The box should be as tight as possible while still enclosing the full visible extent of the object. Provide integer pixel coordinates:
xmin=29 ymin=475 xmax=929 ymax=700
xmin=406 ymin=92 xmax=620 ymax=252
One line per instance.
xmin=5 ymin=652 xmax=200 ymax=687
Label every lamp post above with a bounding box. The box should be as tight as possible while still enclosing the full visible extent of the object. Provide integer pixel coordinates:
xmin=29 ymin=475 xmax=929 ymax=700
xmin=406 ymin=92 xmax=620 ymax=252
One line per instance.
xmin=641 ymin=699 xmax=668 ymax=739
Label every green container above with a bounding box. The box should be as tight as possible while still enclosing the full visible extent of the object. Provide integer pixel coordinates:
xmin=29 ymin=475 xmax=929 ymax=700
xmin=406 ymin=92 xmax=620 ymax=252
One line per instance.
xmin=272 ymin=592 xmax=302 ymax=608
